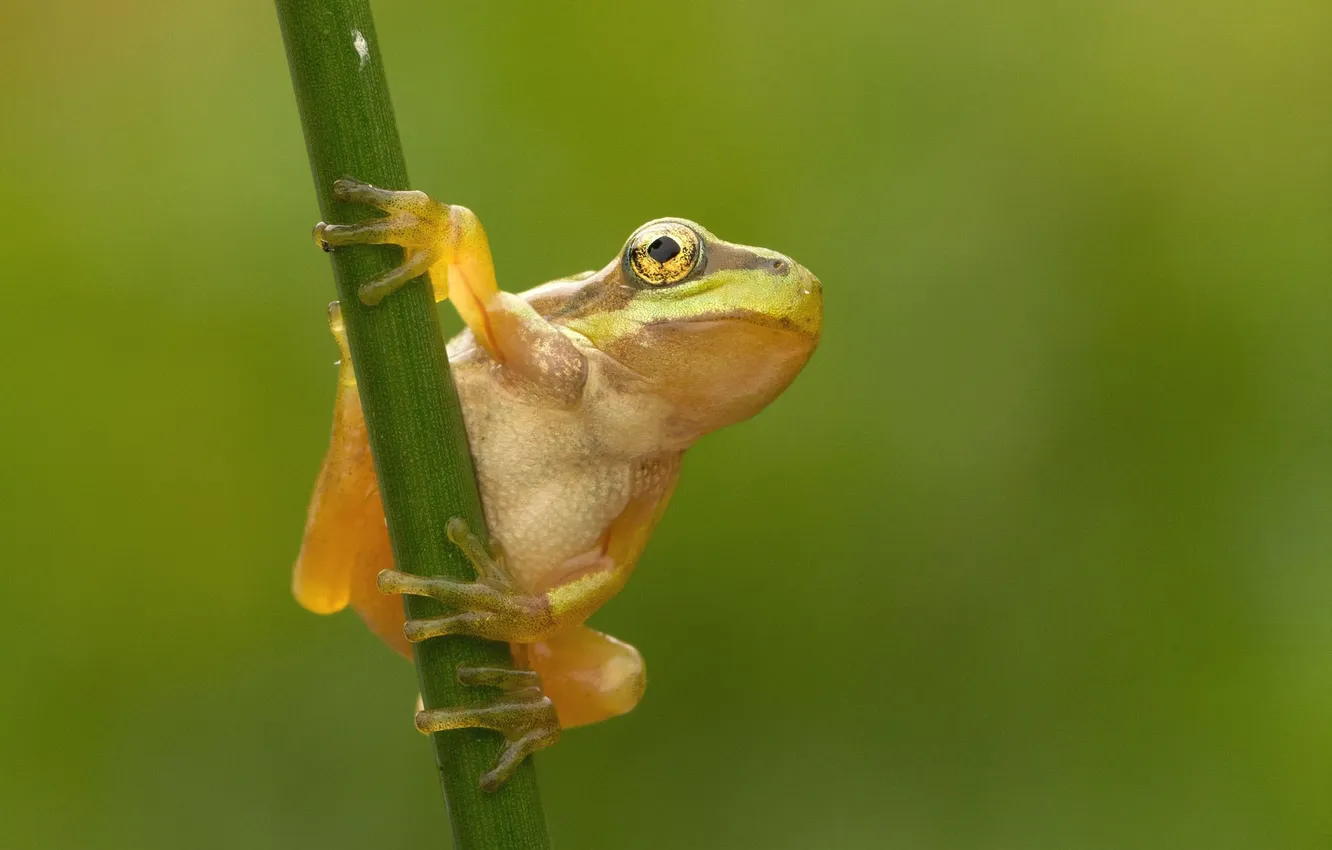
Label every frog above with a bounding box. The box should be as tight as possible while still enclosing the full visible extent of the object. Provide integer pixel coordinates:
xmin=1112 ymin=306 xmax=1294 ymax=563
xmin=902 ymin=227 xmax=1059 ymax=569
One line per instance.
xmin=292 ymin=178 xmax=822 ymax=790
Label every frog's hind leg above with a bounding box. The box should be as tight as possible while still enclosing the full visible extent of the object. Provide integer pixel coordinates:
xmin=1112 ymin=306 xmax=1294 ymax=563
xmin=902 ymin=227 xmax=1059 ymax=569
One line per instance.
xmin=377 ymin=459 xmax=676 ymax=788
xmin=415 ymin=665 xmax=561 ymax=792
xmin=291 ymin=303 xmax=409 ymax=656
xmin=411 ymin=630 xmax=644 ymax=790
xmin=516 ymin=626 xmax=647 ymax=729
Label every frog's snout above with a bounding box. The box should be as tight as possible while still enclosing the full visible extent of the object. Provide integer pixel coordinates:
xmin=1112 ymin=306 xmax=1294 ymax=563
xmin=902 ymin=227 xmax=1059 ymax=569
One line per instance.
xmin=784 ymin=262 xmax=823 ymax=339
xmin=793 ymin=262 xmax=821 ymax=300
xmin=800 ymin=270 xmax=822 ymax=298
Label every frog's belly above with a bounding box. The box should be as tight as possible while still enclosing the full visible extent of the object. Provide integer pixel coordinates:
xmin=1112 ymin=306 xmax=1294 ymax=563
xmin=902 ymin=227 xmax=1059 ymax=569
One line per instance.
xmin=477 ymin=451 xmax=631 ymax=592
xmin=454 ymin=374 xmax=635 ymax=593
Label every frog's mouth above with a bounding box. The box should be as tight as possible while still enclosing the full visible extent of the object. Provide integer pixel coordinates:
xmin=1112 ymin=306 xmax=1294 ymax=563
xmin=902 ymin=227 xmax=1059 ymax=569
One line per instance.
xmin=684 ymin=265 xmax=823 ymax=341
xmin=676 ymin=304 xmax=821 ymax=340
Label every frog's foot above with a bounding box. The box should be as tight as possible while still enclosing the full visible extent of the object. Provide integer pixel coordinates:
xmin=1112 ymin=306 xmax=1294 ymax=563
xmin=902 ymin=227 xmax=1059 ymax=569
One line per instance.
xmin=312 ymin=178 xmax=455 ymax=306
xmin=417 ymin=665 xmax=560 ymax=792
xmin=377 ymin=518 xmax=561 ymax=644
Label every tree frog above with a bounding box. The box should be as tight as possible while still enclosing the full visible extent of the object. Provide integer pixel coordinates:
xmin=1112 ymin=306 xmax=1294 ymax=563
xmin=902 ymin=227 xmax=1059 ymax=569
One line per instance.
xmin=293 ymin=179 xmax=822 ymax=790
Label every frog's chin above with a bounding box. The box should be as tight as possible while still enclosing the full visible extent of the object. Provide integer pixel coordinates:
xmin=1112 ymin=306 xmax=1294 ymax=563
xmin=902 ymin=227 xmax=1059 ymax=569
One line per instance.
xmin=680 ymin=317 xmax=819 ymax=437
xmin=604 ymin=313 xmax=819 ymax=443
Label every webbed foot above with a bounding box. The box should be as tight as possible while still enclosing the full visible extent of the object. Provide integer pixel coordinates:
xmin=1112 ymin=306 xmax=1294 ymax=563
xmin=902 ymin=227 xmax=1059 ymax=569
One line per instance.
xmin=415 ymin=666 xmax=560 ymax=792
xmin=313 ymin=177 xmax=513 ymax=362
xmin=313 ymin=178 xmax=454 ymax=305
xmin=377 ymin=518 xmax=559 ymax=644
xmin=381 ymin=518 xmax=563 ymax=790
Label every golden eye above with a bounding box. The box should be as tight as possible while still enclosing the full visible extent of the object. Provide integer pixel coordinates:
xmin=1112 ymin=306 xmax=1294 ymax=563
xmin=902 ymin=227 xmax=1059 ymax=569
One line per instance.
xmin=625 ymin=221 xmax=702 ymax=286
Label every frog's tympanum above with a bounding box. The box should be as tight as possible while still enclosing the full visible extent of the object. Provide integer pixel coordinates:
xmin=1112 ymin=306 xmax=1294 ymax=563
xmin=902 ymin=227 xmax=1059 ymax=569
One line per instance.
xmin=293 ymin=179 xmax=822 ymax=790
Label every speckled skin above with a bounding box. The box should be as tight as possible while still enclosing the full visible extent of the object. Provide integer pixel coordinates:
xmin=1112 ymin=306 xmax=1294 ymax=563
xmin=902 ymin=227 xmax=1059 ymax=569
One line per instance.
xmin=447 ymin=319 xmax=679 ymax=596
xmin=293 ymin=180 xmax=822 ymax=789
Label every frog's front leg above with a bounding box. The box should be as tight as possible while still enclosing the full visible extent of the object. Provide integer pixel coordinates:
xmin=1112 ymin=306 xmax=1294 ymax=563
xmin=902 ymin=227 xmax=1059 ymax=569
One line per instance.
xmin=313 ymin=178 xmax=484 ymax=309
xmin=315 ymin=178 xmax=587 ymax=405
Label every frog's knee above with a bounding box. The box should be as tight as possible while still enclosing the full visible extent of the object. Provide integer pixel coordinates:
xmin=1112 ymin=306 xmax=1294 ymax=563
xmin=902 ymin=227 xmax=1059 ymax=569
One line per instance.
xmin=520 ymin=627 xmax=645 ymax=729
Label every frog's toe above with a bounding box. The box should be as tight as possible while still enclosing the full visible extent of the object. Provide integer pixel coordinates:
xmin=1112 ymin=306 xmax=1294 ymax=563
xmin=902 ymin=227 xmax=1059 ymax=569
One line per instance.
xmin=456 ymin=665 xmax=544 ymax=690
xmin=378 ymin=569 xmax=506 ymax=609
xmin=313 ymin=213 xmax=441 ymax=252
xmin=446 ymin=517 xmax=515 ymax=589
xmin=357 ymin=251 xmax=438 ymax=306
xmin=403 ymin=610 xmax=495 ymax=642
xmin=479 ymin=725 xmax=559 ymax=793
xmin=313 ymin=219 xmax=399 ymax=251
xmin=332 ymin=177 xmax=435 ymax=214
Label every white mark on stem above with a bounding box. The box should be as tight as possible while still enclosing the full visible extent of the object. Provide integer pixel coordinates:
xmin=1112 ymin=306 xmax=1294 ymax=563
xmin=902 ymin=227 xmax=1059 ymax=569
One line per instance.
xmin=352 ymin=29 xmax=370 ymax=68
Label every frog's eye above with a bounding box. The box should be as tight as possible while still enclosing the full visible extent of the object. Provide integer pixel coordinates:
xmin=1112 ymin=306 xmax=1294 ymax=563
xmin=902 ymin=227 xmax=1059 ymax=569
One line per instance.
xmin=625 ymin=221 xmax=702 ymax=286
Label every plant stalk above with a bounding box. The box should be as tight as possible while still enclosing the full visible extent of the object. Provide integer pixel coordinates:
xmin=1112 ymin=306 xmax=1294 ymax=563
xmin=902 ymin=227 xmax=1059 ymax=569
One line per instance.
xmin=275 ymin=2 xmax=551 ymax=847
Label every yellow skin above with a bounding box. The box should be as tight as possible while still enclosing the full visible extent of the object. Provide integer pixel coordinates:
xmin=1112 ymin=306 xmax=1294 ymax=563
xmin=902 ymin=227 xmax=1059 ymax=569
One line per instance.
xmin=293 ymin=179 xmax=822 ymax=790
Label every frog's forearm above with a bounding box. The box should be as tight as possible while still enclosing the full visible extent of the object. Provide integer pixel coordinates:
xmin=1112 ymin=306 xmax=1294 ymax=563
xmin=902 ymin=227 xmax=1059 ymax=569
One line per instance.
xmin=485 ymin=294 xmax=587 ymax=405
xmin=436 ymin=204 xmax=499 ymax=346
xmin=313 ymin=177 xmax=496 ymax=314
xmin=314 ymin=178 xmax=586 ymax=402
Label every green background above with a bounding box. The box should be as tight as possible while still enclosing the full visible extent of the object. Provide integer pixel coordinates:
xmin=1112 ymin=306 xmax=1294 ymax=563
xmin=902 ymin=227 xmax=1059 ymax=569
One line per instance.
xmin=3 ymin=1 xmax=1330 ymax=848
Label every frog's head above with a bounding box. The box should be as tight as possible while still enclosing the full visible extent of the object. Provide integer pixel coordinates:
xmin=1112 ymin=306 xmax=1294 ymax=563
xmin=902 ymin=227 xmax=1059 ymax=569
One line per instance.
xmin=559 ymin=218 xmax=822 ymax=441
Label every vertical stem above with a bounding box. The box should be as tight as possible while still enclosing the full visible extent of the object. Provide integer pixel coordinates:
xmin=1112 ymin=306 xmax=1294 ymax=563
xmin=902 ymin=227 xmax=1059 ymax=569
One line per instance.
xmin=275 ymin=2 xmax=551 ymax=847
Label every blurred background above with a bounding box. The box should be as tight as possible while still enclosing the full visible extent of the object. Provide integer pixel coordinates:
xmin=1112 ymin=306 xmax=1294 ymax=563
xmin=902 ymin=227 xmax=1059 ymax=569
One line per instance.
xmin=2 ymin=1 xmax=1329 ymax=848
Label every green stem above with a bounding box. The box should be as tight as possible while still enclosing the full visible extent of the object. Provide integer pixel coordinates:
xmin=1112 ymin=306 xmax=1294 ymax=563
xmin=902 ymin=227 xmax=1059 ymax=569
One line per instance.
xmin=275 ymin=2 xmax=551 ymax=847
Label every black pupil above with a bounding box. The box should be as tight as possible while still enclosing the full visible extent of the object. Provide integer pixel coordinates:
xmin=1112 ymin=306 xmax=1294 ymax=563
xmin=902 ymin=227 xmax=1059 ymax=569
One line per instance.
xmin=647 ymin=235 xmax=681 ymax=264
